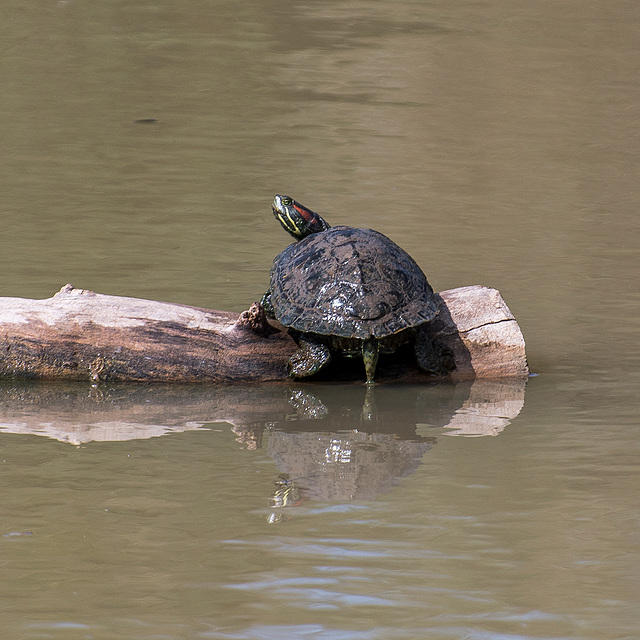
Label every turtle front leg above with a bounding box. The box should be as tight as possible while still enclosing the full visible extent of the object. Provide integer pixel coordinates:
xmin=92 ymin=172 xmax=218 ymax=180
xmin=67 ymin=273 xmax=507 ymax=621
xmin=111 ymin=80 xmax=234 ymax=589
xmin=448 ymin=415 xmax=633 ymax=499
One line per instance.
xmin=361 ymin=338 xmax=380 ymax=385
xmin=260 ymin=289 xmax=275 ymax=319
xmin=414 ymin=327 xmax=455 ymax=376
xmin=289 ymin=335 xmax=332 ymax=378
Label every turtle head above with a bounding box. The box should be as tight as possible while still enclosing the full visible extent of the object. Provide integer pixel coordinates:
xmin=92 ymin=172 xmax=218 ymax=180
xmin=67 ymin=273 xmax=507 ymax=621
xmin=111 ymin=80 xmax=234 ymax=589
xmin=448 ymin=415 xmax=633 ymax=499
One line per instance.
xmin=272 ymin=195 xmax=331 ymax=240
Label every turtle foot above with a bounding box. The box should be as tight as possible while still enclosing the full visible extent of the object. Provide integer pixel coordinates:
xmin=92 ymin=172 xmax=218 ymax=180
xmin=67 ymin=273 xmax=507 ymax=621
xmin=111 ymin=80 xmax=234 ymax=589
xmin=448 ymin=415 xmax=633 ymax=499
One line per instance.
xmin=289 ymin=337 xmax=332 ymax=378
xmin=415 ymin=331 xmax=456 ymax=376
xmin=260 ymin=290 xmax=276 ymax=319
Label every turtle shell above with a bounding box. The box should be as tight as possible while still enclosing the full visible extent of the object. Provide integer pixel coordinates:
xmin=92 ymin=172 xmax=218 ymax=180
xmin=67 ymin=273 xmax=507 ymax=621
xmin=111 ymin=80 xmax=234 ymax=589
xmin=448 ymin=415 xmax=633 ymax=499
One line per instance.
xmin=269 ymin=226 xmax=439 ymax=340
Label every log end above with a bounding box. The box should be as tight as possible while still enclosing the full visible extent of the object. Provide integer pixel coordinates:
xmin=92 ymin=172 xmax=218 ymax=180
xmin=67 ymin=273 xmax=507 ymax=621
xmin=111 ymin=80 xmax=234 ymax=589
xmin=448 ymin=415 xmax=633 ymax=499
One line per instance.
xmin=433 ymin=286 xmax=530 ymax=380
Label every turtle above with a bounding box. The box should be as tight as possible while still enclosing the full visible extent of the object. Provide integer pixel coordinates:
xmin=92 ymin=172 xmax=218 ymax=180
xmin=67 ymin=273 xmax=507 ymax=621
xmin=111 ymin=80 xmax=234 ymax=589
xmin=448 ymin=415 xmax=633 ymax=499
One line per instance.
xmin=262 ymin=195 xmax=455 ymax=384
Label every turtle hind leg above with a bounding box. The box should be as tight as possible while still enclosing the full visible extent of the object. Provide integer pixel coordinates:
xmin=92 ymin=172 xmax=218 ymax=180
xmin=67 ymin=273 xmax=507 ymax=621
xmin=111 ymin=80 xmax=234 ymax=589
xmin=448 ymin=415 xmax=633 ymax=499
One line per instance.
xmin=361 ymin=338 xmax=380 ymax=385
xmin=415 ymin=328 xmax=456 ymax=376
xmin=289 ymin=335 xmax=332 ymax=378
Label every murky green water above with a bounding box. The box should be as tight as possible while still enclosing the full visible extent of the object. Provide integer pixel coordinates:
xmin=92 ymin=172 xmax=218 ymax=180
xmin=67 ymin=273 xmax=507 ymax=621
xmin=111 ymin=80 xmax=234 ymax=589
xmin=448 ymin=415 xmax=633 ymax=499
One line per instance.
xmin=1 ymin=1 xmax=638 ymax=638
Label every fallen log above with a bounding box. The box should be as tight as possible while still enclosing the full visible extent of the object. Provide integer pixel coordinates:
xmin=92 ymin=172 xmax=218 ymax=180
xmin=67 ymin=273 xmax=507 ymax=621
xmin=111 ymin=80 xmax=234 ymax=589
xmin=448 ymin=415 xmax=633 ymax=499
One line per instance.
xmin=0 ymin=284 xmax=529 ymax=383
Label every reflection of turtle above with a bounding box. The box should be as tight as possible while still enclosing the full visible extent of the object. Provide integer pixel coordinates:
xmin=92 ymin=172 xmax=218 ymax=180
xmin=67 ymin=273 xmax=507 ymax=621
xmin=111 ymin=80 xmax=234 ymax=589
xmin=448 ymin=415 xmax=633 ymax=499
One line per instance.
xmin=262 ymin=195 xmax=454 ymax=384
xmin=267 ymin=475 xmax=303 ymax=524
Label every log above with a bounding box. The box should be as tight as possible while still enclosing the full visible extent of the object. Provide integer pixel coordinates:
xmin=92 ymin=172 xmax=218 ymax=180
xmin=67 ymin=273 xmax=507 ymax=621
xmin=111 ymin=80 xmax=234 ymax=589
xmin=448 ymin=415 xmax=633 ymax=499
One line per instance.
xmin=0 ymin=283 xmax=529 ymax=383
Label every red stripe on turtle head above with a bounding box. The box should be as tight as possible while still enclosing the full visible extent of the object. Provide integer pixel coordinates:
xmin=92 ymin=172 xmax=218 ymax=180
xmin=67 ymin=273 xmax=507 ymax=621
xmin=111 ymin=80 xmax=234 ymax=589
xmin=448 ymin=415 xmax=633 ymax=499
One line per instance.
xmin=293 ymin=203 xmax=316 ymax=223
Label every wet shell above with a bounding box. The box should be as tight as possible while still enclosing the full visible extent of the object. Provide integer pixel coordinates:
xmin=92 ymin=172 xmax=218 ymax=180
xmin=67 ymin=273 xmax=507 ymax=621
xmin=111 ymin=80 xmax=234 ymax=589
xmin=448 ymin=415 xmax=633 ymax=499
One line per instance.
xmin=269 ymin=226 xmax=439 ymax=340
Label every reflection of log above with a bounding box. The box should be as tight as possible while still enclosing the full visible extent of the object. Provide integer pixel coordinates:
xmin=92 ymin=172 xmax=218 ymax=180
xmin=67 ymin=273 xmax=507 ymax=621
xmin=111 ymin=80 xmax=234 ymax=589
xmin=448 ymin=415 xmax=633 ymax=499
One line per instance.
xmin=0 ymin=379 xmax=527 ymax=445
xmin=0 ymin=284 xmax=528 ymax=383
xmin=437 ymin=379 xmax=527 ymax=437
xmin=0 ymin=380 xmax=527 ymax=502
xmin=0 ymin=383 xmax=293 ymax=445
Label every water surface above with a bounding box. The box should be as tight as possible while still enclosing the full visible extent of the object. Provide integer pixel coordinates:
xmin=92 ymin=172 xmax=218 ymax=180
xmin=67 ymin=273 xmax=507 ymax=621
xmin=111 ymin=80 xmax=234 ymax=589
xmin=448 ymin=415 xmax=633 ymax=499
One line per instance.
xmin=1 ymin=0 xmax=639 ymax=638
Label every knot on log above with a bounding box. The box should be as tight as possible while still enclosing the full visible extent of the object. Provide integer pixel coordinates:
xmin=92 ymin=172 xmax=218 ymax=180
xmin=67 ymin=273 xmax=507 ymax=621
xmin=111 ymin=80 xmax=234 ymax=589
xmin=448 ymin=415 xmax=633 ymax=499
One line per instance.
xmin=54 ymin=283 xmax=96 ymax=298
xmin=234 ymin=303 xmax=279 ymax=337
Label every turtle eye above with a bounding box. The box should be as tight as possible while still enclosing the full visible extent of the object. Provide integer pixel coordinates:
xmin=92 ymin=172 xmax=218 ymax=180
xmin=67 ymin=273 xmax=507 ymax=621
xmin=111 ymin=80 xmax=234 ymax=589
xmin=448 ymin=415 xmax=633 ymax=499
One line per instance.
xmin=281 ymin=197 xmax=292 ymax=206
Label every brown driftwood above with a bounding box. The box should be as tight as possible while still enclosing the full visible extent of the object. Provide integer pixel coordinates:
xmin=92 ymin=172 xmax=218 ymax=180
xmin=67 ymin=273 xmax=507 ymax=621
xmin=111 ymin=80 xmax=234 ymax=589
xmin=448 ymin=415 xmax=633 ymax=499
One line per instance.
xmin=0 ymin=284 xmax=529 ymax=383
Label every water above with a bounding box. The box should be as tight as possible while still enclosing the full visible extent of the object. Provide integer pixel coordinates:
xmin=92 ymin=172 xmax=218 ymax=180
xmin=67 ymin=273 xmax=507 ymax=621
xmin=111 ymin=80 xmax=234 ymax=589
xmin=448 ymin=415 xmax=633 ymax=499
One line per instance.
xmin=1 ymin=0 xmax=639 ymax=638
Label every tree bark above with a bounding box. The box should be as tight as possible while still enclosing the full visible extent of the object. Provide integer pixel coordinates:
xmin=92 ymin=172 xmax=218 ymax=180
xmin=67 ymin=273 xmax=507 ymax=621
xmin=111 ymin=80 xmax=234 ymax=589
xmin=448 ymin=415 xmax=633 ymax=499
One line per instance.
xmin=0 ymin=283 xmax=529 ymax=383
